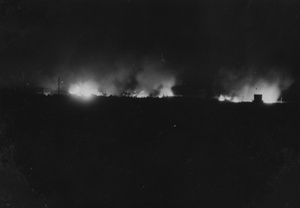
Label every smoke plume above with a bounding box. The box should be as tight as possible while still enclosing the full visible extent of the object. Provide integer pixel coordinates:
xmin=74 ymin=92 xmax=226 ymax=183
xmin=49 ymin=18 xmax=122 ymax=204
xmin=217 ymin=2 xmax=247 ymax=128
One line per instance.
xmin=41 ymin=55 xmax=177 ymax=98
xmin=214 ymin=66 xmax=294 ymax=103
xmin=135 ymin=60 xmax=176 ymax=98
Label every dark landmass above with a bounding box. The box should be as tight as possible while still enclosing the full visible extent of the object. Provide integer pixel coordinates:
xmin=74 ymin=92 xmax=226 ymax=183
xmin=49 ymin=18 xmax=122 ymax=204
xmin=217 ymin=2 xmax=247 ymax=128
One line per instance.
xmin=0 ymin=93 xmax=299 ymax=208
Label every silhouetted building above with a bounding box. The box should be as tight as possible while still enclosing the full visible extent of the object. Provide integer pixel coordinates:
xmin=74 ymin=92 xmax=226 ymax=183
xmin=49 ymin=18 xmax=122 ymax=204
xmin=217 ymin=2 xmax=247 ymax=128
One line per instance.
xmin=253 ymin=94 xmax=263 ymax=103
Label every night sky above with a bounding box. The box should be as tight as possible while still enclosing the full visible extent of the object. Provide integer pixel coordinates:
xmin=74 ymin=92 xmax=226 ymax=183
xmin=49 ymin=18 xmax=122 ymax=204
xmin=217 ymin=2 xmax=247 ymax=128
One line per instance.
xmin=0 ymin=1 xmax=300 ymax=206
xmin=1 ymin=0 xmax=300 ymax=99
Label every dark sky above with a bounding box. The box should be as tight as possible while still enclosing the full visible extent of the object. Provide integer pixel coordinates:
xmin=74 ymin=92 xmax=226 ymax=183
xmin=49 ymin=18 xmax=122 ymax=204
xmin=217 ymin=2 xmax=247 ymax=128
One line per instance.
xmin=1 ymin=0 xmax=300 ymax=97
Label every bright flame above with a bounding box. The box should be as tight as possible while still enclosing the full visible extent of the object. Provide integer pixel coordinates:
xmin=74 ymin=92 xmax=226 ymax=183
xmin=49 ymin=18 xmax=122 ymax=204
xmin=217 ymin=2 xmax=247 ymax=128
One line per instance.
xmin=135 ymin=64 xmax=176 ymax=98
xmin=218 ymin=95 xmax=240 ymax=102
xmin=158 ymin=86 xmax=174 ymax=98
xmin=218 ymin=95 xmax=225 ymax=101
xmin=239 ymin=81 xmax=280 ymax=103
xmin=232 ymin=96 xmax=240 ymax=103
xmin=136 ymin=90 xmax=148 ymax=98
xmin=68 ymin=81 xmax=101 ymax=98
xmin=218 ymin=81 xmax=284 ymax=103
xmin=215 ymin=67 xmax=293 ymax=104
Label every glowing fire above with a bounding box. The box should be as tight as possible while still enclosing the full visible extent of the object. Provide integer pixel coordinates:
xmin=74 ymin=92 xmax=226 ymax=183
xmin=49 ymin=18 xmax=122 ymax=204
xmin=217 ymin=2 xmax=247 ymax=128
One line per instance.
xmin=68 ymin=81 xmax=101 ymax=98
xmin=215 ymin=67 xmax=293 ymax=104
xmin=67 ymin=66 xmax=176 ymax=99
xmin=135 ymin=66 xmax=176 ymax=98
xmin=136 ymin=91 xmax=148 ymax=98
xmin=217 ymin=81 xmax=284 ymax=103
xmin=68 ymin=81 xmax=174 ymax=99
xmin=218 ymin=95 xmax=239 ymax=103
xmin=158 ymin=86 xmax=174 ymax=98
xmin=134 ymin=88 xmax=174 ymax=98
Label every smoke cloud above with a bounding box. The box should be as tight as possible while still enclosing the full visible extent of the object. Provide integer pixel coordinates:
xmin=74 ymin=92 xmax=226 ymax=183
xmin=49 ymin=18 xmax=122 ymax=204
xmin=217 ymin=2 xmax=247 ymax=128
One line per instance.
xmin=135 ymin=60 xmax=176 ymax=98
xmin=214 ymin=66 xmax=294 ymax=103
xmin=40 ymin=55 xmax=177 ymax=98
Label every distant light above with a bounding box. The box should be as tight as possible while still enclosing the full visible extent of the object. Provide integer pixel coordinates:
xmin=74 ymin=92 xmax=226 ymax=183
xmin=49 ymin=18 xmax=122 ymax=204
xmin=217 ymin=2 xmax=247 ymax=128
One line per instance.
xmin=68 ymin=81 xmax=101 ymax=98
xmin=232 ymin=97 xmax=240 ymax=103
xmin=217 ymin=81 xmax=288 ymax=104
xmin=218 ymin=94 xmax=240 ymax=102
xmin=218 ymin=95 xmax=225 ymax=102
xmin=158 ymin=87 xmax=174 ymax=98
xmin=136 ymin=91 xmax=148 ymax=98
xmin=217 ymin=93 xmax=283 ymax=104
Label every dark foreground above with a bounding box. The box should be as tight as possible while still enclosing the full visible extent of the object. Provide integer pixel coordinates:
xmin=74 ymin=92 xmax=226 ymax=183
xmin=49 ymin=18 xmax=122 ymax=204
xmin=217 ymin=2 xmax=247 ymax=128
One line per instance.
xmin=0 ymin=94 xmax=299 ymax=208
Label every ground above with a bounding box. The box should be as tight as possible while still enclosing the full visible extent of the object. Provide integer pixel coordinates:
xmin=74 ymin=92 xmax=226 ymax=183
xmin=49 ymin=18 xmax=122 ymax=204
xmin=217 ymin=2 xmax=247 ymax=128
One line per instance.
xmin=0 ymin=94 xmax=299 ymax=208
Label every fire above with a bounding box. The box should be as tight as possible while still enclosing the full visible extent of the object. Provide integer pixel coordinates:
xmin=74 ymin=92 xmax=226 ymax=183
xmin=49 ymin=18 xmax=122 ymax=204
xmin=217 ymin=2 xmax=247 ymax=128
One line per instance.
xmin=68 ymin=81 xmax=101 ymax=98
xmin=65 ymin=62 xmax=176 ymax=99
xmin=134 ymin=87 xmax=174 ymax=98
xmin=215 ymin=67 xmax=294 ymax=104
xmin=135 ymin=69 xmax=175 ymax=98
xmin=218 ymin=95 xmax=239 ymax=102
xmin=134 ymin=88 xmax=174 ymax=98
xmin=43 ymin=57 xmax=178 ymax=99
xmin=158 ymin=86 xmax=174 ymax=98
xmin=217 ymin=81 xmax=284 ymax=103
xmin=136 ymin=91 xmax=149 ymax=98
xmin=68 ymin=80 xmax=174 ymax=99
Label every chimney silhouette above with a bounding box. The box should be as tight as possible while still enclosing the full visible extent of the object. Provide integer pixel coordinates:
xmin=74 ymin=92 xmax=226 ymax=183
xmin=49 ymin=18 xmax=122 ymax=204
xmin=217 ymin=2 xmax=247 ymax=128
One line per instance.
xmin=58 ymin=77 xmax=61 ymax=94
xmin=253 ymin=94 xmax=263 ymax=103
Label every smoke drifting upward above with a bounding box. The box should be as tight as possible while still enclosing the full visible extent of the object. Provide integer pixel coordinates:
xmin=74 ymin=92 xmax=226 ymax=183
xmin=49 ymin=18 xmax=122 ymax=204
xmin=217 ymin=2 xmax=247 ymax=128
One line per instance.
xmin=214 ymin=66 xmax=294 ymax=103
xmin=69 ymin=81 xmax=101 ymax=97
xmin=41 ymin=56 xmax=177 ymax=98
xmin=135 ymin=61 xmax=176 ymax=98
